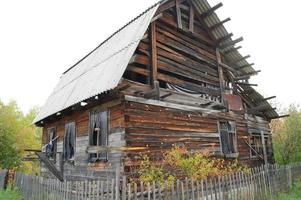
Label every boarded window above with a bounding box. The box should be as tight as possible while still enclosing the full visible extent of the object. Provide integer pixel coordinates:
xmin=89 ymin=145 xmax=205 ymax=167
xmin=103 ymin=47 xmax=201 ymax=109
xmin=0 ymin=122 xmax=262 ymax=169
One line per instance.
xmin=63 ymin=122 xmax=76 ymax=161
xmin=46 ymin=128 xmax=57 ymax=160
xmin=89 ymin=110 xmax=108 ymax=162
xmin=219 ymin=121 xmax=237 ymax=156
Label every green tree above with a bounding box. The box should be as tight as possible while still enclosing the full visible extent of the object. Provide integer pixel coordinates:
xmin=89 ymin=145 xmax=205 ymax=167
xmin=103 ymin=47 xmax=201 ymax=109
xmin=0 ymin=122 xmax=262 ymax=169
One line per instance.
xmin=0 ymin=99 xmax=41 ymax=173
xmin=272 ymin=105 xmax=301 ymax=164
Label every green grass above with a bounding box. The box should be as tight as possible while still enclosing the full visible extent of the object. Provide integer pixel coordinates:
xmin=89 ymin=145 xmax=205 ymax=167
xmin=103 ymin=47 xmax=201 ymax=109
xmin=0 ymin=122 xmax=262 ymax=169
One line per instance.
xmin=277 ymin=181 xmax=301 ymax=200
xmin=0 ymin=189 xmax=23 ymax=200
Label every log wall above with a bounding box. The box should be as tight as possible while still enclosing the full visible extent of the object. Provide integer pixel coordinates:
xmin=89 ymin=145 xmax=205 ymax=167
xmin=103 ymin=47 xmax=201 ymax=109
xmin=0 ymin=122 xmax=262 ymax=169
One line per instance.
xmin=41 ymin=100 xmax=125 ymax=179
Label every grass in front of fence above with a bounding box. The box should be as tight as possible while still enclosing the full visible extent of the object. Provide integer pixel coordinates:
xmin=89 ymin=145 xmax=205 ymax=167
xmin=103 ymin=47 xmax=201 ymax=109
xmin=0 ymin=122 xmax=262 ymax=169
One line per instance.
xmin=277 ymin=181 xmax=301 ymax=200
xmin=0 ymin=188 xmax=23 ymax=200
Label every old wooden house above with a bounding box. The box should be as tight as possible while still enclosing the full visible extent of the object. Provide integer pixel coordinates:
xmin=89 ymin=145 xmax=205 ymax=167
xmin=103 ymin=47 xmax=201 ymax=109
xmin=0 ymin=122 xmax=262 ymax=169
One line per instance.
xmin=33 ymin=0 xmax=283 ymax=180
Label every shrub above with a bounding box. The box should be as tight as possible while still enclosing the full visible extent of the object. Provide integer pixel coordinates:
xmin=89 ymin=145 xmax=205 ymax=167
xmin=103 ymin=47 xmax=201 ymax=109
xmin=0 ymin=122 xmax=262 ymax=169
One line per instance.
xmin=136 ymin=146 xmax=249 ymax=182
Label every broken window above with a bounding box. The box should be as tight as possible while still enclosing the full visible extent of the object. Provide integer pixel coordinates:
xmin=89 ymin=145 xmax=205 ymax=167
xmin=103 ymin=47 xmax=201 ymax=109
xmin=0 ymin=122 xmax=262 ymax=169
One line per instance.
xmin=46 ymin=128 xmax=57 ymax=160
xmin=63 ymin=122 xmax=76 ymax=161
xmin=249 ymin=132 xmax=271 ymax=158
xmin=219 ymin=121 xmax=237 ymax=157
xmin=89 ymin=110 xmax=108 ymax=162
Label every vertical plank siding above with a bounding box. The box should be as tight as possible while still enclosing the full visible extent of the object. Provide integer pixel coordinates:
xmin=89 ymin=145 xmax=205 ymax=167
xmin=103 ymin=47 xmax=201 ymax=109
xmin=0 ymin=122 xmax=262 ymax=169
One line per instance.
xmin=9 ymin=163 xmax=301 ymax=199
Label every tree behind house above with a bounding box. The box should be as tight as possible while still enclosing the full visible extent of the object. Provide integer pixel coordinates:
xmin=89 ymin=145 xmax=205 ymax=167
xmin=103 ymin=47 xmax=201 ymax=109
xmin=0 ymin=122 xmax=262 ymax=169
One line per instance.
xmin=272 ymin=104 xmax=301 ymax=164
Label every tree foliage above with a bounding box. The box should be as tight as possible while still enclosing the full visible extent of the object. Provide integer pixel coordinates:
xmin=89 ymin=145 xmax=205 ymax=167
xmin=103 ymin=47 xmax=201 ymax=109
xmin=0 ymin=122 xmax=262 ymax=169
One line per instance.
xmin=0 ymin=99 xmax=41 ymax=173
xmin=272 ymin=104 xmax=301 ymax=165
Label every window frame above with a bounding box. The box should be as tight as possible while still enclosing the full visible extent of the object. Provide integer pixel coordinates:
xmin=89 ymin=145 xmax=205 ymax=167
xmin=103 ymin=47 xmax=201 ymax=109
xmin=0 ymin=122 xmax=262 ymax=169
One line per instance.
xmin=249 ymin=130 xmax=270 ymax=159
xmin=218 ymin=121 xmax=238 ymax=158
xmin=46 ymin=127 xmax=57 ymax=161
xmin=88 ymin=109 xmax=109 ymax=162
xmin=63 ymin=121 xmax=76 ymax=162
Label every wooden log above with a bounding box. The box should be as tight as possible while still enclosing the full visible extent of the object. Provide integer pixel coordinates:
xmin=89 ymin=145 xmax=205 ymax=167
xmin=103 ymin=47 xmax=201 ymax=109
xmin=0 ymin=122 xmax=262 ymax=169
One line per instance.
xmin=220 ymin=37 xmax=244 ymax=50
xmin=223 ymin=45 xmax=242 ymax=55
xmin=237 ymin=63 xmax=254 ymax=70
xmin=175 ymin=0 xmax=183 ymax=29
xmin=209 ymin=17 xmax=231 ymax=31
xmin=189 ymin=5 xmax=194 ymax=32
xmin=156 ymin=0 xmax=186 ymax=14
xmin=217 ymin=33 xmax=233 ymax=44
xmin=200 ymin=2 xmax=223 ymax=18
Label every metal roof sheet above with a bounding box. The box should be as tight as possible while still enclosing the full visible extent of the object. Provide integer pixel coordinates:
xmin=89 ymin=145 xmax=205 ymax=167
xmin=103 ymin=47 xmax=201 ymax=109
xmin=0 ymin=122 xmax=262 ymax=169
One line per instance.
xmin=34 ymin=0 xmax=278 ymax=124
xmin=33 ymin=3 xmax=160 ymax=123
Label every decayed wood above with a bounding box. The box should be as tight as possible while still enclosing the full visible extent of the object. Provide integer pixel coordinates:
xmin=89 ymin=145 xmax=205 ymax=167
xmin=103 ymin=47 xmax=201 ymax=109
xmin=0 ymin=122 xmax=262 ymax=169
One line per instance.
xmin=235 ymin=82 xmax=258 ymax=87
xmin=216 ymin=48 xmax=225 ymax=105
xmin=260 ymin=131 xmax=268 ymax=165
xmin=175 ymin=0 xmax=183 ymax=29
xmin=209 ymin=17 xmax=231 ymax=31
xmin=217 ymin=33 xmax=233 ymax=44
xmin=220 ymin=37 xmax=244 ymax=50
xmin=155 ymin=0 xmax=186 ymax=15
xmin=237 ymin=63 xmax=254 ymax=70
xmin=222 ymin=45 xmax=242 ymax=55
xmin=230 ymin=55 xmax=251 ymax=64
xmin=199 ymin=2 xmax=223 ymax=18
xmin=189 ymin=4 xmax=194 ymax=32
xmin=150 ymin=22 xmax=158 ymax=87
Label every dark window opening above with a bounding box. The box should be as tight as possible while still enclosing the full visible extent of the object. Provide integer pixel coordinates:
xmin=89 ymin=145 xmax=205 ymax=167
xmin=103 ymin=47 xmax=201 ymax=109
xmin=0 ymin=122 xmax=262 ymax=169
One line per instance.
xmin=89 ymin=110 xmax=108 ymax=162
xmin=63 ymin=122 xmax=76 ymax=161
xmin=219 ymin=121 xmax=237 ymax=156
xmin=46 ymin=128 xmax=57 ymax=161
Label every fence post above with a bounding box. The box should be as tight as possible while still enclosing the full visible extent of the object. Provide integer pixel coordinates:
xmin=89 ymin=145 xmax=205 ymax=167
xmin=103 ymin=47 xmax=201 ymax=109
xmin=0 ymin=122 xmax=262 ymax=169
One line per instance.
xmin=287 ymin=165 xmax=292 ymax=189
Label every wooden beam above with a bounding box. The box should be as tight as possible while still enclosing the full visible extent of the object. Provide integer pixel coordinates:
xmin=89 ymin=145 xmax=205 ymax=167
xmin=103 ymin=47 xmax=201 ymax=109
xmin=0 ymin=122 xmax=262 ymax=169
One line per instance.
xmin=156 ymin=0 xmax=186 ymax=14
xmin=260 ymin=131 xmax=268 ymax=165
xmin=160 ymin=93 xmax=173 ymax=99
xmin=261 ymin=96 xmax=276 ymax=102
xmin=237 ymin=63 xmax=255 ymax=70
xmin=150 ymin=21 xmax=159 ymax=99
xmin=200 ymin=2 xmax=223 ymax=18
xmin=175 ymin=0 xmax=183 ymax=29
xmin=220 ymin=37 xmax=244 ymax=50
xmin=217 ymin=33 xmax=233 ymax=44
xmin=219 ymin=62 xmax=236 ymax=73
xmin=231 ymin=55 xmax=251 ymax=64
xmin=235 ymin=82 xmax=258 ymax=87
xmin=150 ymin=22 xmax=158 ymax=86
xmin=271 ymin=114 xmax=290 ymax=119
xmin=209 ymin=17 xmax=231 ymax=31
xmin=239 ymin=70 xmax=261 ymax=77
xmin=223 ymin=46 xmax=242 ymax=55
xmin=216 ymin=48 xmax=225 ymax=105
xmin=189 ymin=4 xmax=194 ymax=32
xmin=234 ymin=71 xmax=260 ymax=80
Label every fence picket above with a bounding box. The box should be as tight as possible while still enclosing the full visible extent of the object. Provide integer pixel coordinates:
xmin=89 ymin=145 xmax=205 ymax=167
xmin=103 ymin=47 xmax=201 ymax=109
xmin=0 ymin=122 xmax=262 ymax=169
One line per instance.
xmin=6 ymin=163 xmax=301 ymax=200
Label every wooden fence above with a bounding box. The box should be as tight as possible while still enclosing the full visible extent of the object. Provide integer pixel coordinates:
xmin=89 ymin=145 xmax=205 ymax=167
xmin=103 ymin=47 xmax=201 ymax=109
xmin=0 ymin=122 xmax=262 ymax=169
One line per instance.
xmin=0 ymin=170 xmax=7 ymax=189
xmin=11 ymin=163 xmax=301 ymax=200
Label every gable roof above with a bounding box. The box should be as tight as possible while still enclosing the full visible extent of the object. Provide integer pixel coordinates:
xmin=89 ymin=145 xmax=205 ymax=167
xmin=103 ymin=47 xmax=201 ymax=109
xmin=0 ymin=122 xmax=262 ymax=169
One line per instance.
xmin=34 ymin=0 xmax=278 ymax=124
xmin=33 ymin=2 xmax=160 ymax=124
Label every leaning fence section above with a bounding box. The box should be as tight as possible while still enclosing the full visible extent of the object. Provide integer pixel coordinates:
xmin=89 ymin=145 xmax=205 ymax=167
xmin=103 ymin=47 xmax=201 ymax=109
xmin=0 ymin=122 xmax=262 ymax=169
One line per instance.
xmin=9 ymin=163 xmax=301 ymax=200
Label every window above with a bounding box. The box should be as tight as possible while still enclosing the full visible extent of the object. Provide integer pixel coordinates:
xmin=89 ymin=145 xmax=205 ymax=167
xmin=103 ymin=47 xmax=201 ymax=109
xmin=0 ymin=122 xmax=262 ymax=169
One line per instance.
xmin=46 ymin=128 xmax=57 ymax=160
xmin=249 ymin=132 xmax=270 ymax=158
xmin=89 ymin=110 xmax=108 ymax=162
xmin=219 ymin=121 xmax=237 ymax=157
xmin=63 ymin=122 xmax=76 ymax=161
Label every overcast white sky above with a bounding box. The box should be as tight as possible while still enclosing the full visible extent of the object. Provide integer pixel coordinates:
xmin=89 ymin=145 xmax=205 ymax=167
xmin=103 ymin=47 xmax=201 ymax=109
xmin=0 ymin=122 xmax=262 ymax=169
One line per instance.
xmin=0 ymin=0 xmax=300 ymax=114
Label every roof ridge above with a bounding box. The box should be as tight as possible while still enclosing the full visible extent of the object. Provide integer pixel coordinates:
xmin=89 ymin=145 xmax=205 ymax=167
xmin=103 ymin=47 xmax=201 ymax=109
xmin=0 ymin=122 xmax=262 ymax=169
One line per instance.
xmin=62 ymin=0 xmax=164 ymax=75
